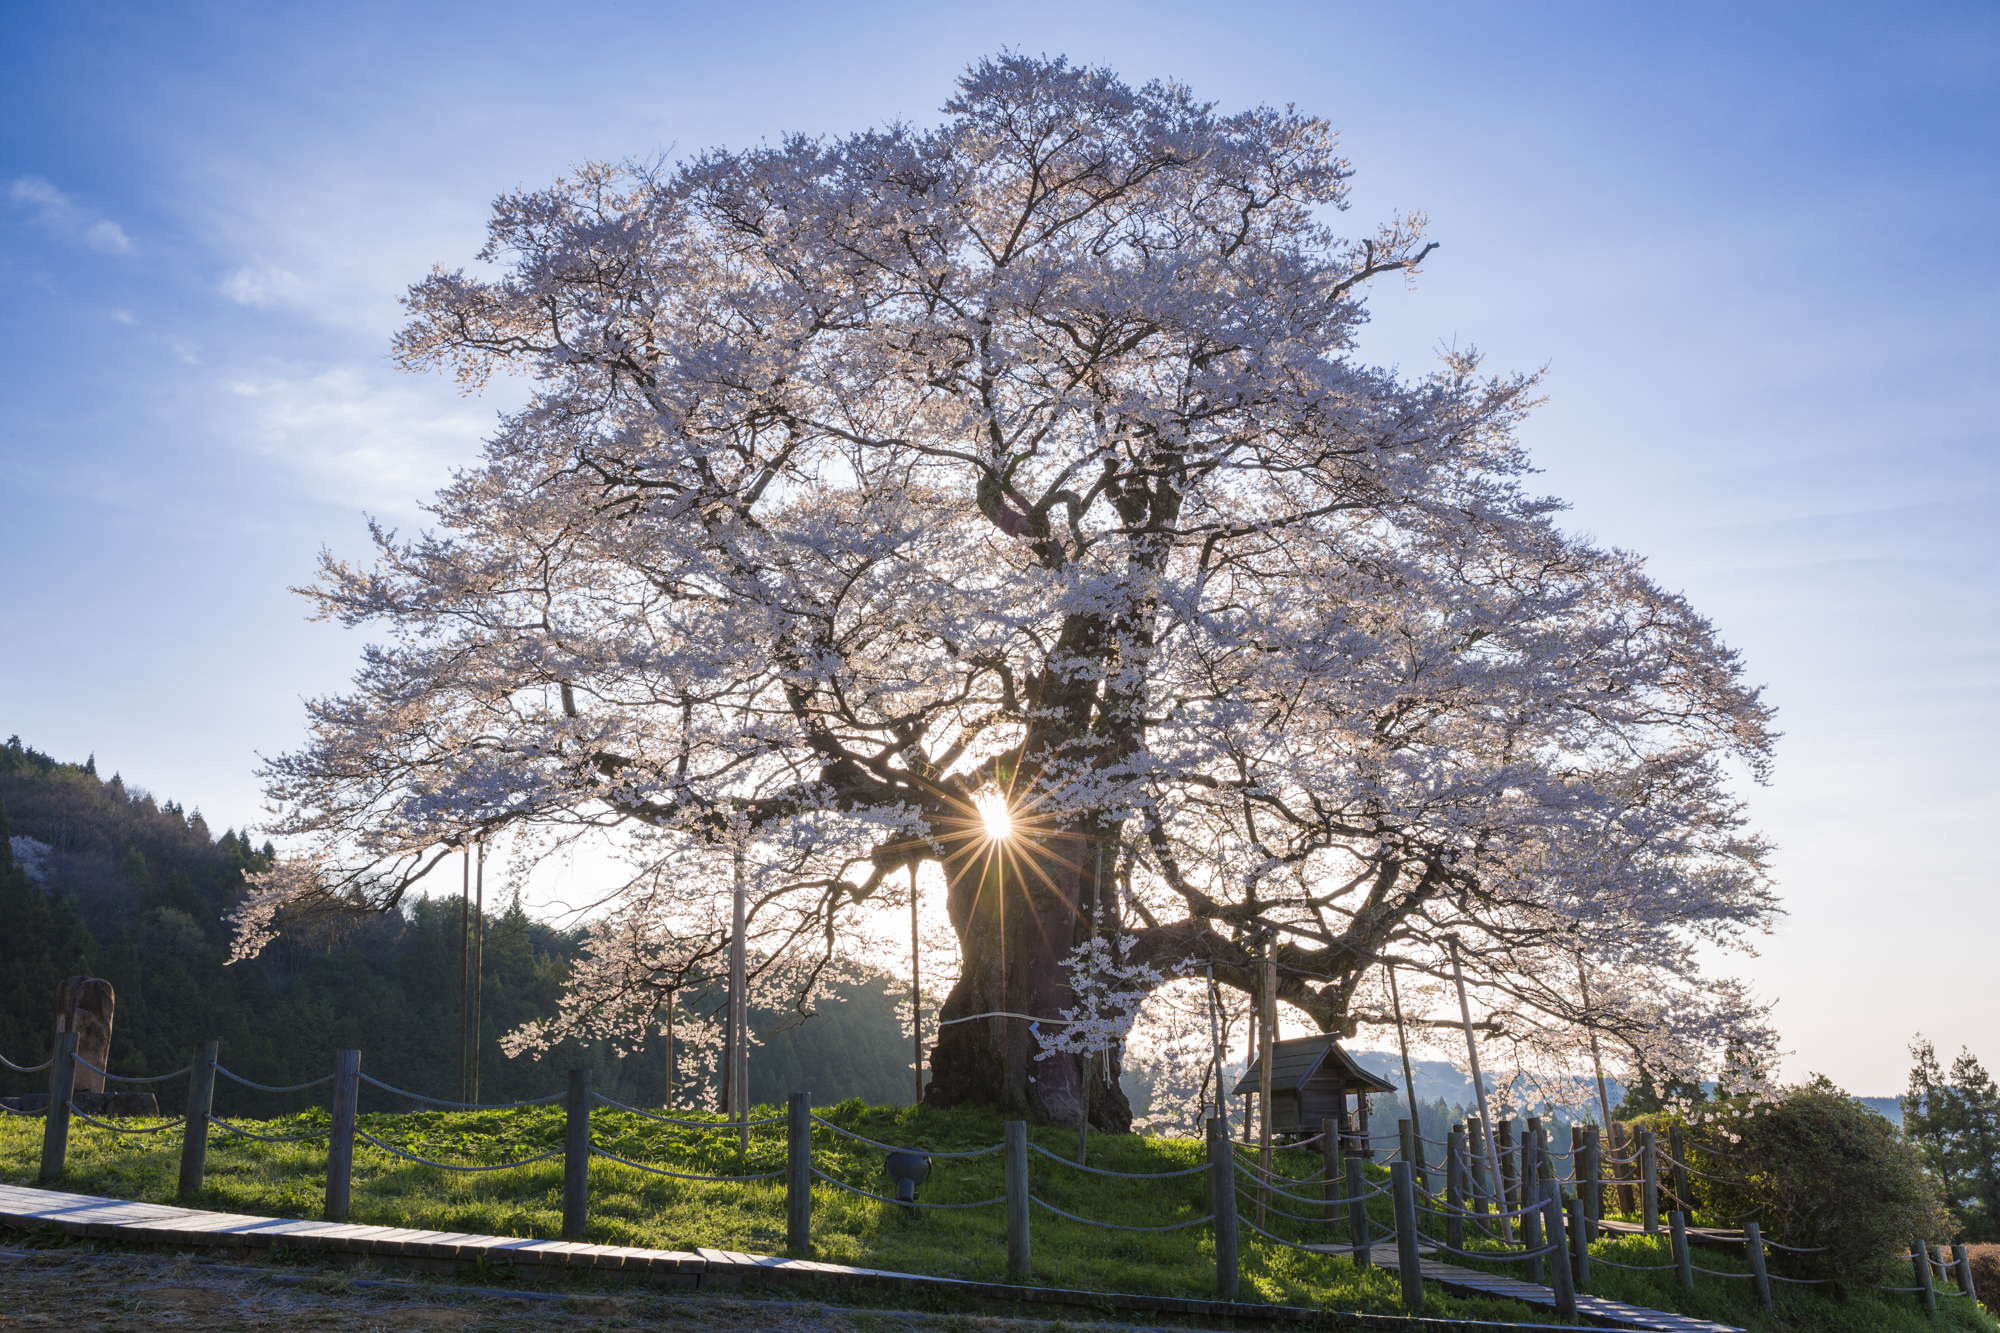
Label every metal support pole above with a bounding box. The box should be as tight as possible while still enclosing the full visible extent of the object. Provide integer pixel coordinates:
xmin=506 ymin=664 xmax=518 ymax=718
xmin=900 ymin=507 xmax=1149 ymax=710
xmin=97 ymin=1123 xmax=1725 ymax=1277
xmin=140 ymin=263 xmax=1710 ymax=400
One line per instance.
xmin=1005 ymin=1120 xmax=1030 ymax=1279
xmin=730 ymin=838 xmax=749 ymax=1153
xmin=1449 ymin=938 xmax=1510 ymax=1243
xmin=38 ymin=1031 xmax=76 ymax=1182
xmin=1745 ymin=1221 xmax=1772 ymax=1310
xmin=1468 ymin=1117 xmax=1493 ymax=1224
xmin=470 ymin=844 xmax=484 ymax=1103
xmin=1445 ymin=1125 xmax=1466 ymax=1253
xmin=1670 ymin=1210 xmax=1693 ymax=1290
xmin=324 ymin=1049 xmax=360 ymax=1222
xmin=1208 ymin=1117 xmax=1239 ymax=1300
xmin=1257 ymin=945 xmax=1275 ymax=1224
xmin=1567 ymin=1195 xmax=1590 ymax=1289
xmin=562 ymin=1067 xmax=591 ymax=1240
xmin=1543 ymin=1181 xmax=1577 ymax=1320
xmin=1640 ymin=1127 xmax=1660 ymax=1233
xmin=910 ymin=867 xmax=923 ymax=1106
xmin=786 ymin=1091 xmax=811 ymax=1254
xmin=1346 ymin=1152 xmax=1371 ymax=1266
xmin=1913 ymin=1236 xmax=1937 ymax=1316
xmin=1392 ymin=1161 xmax=1423 ymax=1313
xmin=1388 ymin=964 xmax=1428 ymax=1196
xmin=177 ymin=1039 xmax=218 ymax=1199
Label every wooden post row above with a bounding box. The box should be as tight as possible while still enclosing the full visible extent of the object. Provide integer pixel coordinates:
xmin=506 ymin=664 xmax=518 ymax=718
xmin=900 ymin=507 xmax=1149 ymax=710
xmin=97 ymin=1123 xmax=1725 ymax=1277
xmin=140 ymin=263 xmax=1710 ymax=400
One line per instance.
xmin=1005 ymin=1120 xmax=1030 ymax=1279
xmin=177 ymin=1039 xmax=218 ymax=1199
xmin=562 ymin=1068 xmax=591 ymax=1241
xmin=1209 ymin=1117 xmax=1239 ymax=1300
xmin=786 ymin=1091 xmax=811 ymax=1255
xmin=38 ymin=1031 xmax=76 ymax=1182
xmin=1391 ymin=1161 xmax=1423 ymax=1314
xmin=324 ymin=1049 xmax=360 ymax=1222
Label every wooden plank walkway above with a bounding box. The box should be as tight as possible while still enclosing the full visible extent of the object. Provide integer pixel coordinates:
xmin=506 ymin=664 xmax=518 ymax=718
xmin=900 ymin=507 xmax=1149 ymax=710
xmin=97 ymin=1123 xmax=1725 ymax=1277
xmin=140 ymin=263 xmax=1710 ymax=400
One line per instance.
xmin=0 ymin=1183 xmax=1739 ymax=1331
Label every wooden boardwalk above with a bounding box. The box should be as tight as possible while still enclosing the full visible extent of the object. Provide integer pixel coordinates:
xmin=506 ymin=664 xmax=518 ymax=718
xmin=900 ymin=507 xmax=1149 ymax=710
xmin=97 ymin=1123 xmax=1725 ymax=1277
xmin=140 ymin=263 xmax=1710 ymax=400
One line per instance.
xmin=0 ymin=1183 xmax=1739 ymax=1331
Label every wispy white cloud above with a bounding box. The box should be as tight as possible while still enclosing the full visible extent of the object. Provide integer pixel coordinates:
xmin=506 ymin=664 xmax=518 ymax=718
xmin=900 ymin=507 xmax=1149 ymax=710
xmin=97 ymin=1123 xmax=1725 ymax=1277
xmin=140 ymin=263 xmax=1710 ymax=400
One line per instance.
xmin=221 ymin=259 xmax=309 ymax=307
xmin=8 ymin=176 xmax=134 ymax=254
xmin=222 ymin=362 xmax=501 ymax=516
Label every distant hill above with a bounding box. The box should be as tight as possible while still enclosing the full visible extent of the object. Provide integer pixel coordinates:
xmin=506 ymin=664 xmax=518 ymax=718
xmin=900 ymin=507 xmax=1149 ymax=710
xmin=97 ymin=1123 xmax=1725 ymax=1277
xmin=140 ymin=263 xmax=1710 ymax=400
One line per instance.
xmin=0 ymin=735 xmax=918 ymax=1114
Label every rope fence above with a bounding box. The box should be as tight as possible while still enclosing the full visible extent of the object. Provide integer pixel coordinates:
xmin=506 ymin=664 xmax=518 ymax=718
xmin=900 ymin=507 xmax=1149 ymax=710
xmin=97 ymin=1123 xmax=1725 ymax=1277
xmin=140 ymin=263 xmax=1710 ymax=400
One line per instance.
xmin=20 ymin=1037 xmax=1972 ymax=1325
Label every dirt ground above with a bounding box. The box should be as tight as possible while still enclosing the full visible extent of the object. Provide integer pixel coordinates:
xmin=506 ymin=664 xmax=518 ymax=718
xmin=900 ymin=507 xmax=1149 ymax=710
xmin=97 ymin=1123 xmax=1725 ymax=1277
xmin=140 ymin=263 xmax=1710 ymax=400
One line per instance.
xmin=0 ymin=1244 xmax=1205 ymax=1333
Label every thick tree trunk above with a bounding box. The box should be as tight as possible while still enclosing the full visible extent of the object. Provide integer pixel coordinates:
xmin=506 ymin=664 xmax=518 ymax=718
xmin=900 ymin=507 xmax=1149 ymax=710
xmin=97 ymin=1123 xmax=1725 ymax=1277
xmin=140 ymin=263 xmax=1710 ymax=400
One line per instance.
xmin=923 ymin=829 xmax=1133 ymax=1130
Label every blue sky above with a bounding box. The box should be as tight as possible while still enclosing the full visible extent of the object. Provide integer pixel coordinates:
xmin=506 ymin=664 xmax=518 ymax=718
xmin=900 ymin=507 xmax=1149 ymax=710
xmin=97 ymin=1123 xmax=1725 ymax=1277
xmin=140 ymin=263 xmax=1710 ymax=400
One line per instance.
xmin=3 ymin=1 xmax=1994 ymax=1093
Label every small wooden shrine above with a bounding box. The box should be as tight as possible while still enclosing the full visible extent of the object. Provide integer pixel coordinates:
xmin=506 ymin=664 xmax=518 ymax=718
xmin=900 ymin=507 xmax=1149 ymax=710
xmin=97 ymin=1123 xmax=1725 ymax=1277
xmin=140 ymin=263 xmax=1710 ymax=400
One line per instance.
xmin=1232 ymin=1034 xmax=1396 ymax=1149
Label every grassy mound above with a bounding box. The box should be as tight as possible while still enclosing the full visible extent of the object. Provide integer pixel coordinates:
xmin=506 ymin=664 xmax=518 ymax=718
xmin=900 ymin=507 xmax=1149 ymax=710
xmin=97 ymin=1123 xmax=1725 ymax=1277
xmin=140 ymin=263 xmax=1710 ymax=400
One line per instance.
xmin=3 ymin=1101 xmax=1994 ymax=1331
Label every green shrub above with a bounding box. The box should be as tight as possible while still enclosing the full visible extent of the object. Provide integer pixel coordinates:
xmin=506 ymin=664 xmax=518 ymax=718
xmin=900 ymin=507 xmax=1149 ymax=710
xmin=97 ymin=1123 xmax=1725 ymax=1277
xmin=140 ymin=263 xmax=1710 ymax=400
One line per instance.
xmin=1692 ymin=1076 xmax=1953 ymax=1288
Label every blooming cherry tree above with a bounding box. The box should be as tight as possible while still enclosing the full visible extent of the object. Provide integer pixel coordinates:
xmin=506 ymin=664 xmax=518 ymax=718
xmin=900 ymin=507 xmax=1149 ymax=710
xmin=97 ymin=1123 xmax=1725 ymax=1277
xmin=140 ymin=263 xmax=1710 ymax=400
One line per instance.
xmin=244 ymin=54 xmax=1779 ymax=1128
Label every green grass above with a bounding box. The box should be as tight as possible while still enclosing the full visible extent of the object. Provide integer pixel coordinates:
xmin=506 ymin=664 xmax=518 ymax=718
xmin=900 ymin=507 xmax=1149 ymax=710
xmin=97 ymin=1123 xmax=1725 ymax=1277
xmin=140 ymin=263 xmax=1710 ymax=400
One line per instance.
xmin=4 ymin=1102 xmax=1994 ymax=1332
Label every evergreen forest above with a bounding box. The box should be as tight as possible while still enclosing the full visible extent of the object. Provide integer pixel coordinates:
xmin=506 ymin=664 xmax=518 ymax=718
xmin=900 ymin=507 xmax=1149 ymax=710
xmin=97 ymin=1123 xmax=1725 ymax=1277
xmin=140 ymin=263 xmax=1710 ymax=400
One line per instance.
xmin=0 ymin=737 xmax=916 ymax=1117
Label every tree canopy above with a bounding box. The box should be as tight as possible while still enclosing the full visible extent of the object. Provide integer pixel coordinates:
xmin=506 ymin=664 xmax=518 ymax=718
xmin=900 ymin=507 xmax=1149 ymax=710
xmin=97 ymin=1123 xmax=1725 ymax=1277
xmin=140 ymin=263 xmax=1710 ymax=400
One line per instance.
xmin=245 ymin=54 xmax=1779 ymax=1126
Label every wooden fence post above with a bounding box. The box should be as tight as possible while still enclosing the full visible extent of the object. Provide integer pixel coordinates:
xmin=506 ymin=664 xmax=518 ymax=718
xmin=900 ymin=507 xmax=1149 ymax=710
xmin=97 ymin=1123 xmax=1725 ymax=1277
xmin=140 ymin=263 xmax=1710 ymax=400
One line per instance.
xmin=1391 ymin=1161 xmax=1423 ymax=1314
xmin=1670 ymin=1210 xmax=1693 ymax=1290
xmin=1521 ymin=1150 xmax=1545 ymax=1286
xmin=1954 ymin=1242 xmax=1976 ymax=1298
xmin=1543 ymin=1182 xmax=1577 ymax=1320
xmin=1639 ymin=1127 xmax=1660 ymax=1233
xmin=1581 ymin=1124 xmax=1602 ymax=1241
xmin=562 ymin=1067 xmax=591 ymax=1241
xmin=786 ymin=1091 xmax=811 ymax=1255
xmin=176 ymin=1039 xmax=217 ymax=1200
xmin=1321 ymin=1118 xmax=1342 ymax=1239
xmin=1445 ymin=1125 xmax=1466 ymax=1253
xmin=1744 ymin=1220 xmax=1773 ymax=1309
xmin=1567 ymin=1195 xmax=1590 ymax=1289
xmin=1498 ymin=1118 xmax=1518 ymax=1220
xmin=1912 ymin=1237 xmax=1936 ymax=1316
xmin=1005 ymin=1120 xmax=1030 ymax=1279
xmin=38 ymin=1031 xmax=76 ymax=1182
xmin=1208 ymin=1117 xmax=1239 ymax=1300
xmin=1669 ymin=1123 xmax=1690 ymax=1215
xmin=323 ymin=1049 xmax=360 ymax=1222
xmin=1612 ymin=1122 xmax=1636 ymax=1217
xmin=1346 ymin=1149 xmax=1371 ymax=1267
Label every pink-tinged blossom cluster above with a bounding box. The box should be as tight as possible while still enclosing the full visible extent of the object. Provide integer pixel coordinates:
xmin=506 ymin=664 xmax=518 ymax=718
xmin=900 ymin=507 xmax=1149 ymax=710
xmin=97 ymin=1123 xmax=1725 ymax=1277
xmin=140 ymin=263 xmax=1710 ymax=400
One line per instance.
xmin=242 ymin=53 xmax=1780 ymax=1100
